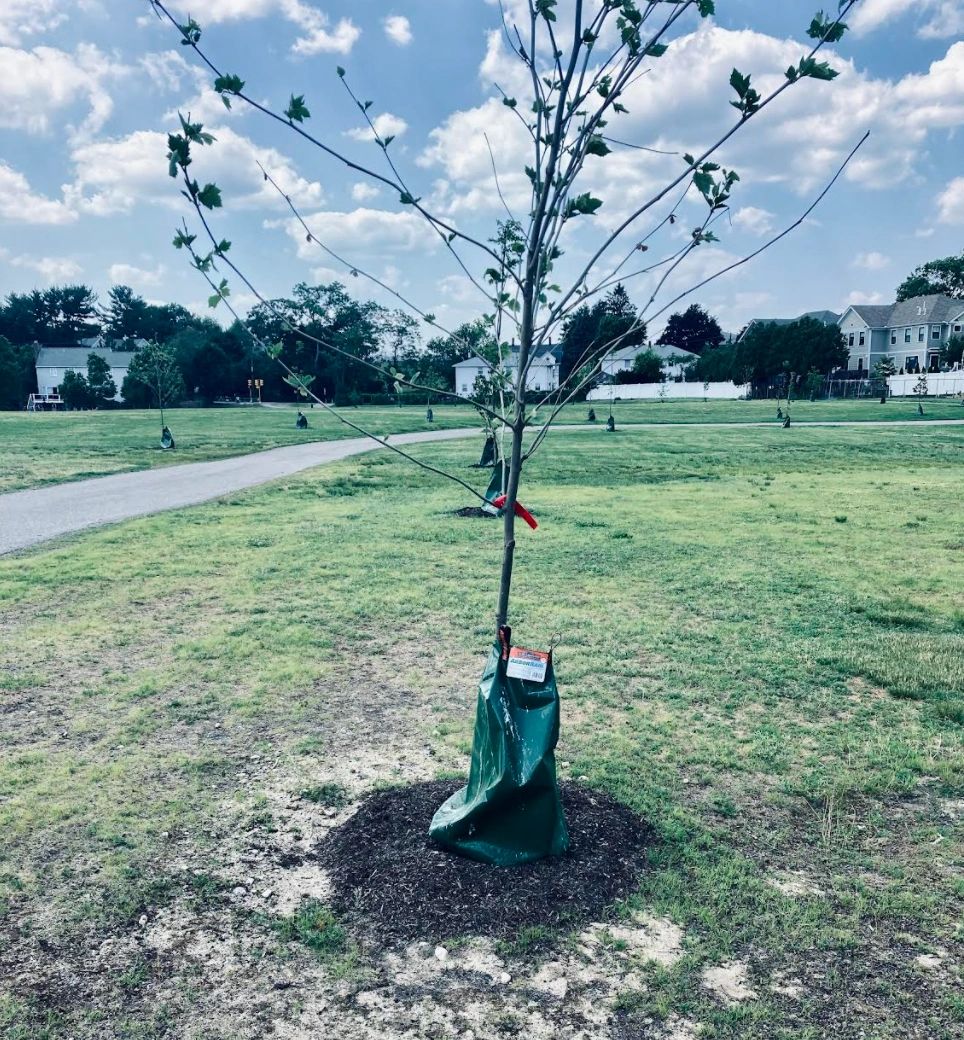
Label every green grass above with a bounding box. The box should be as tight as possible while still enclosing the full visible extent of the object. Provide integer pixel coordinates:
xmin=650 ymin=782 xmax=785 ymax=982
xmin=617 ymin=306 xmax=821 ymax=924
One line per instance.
xmin=2 ymin=396 xmax=962 ymax=493
xmin=0 ymin=422 xmax=961 ymax=1037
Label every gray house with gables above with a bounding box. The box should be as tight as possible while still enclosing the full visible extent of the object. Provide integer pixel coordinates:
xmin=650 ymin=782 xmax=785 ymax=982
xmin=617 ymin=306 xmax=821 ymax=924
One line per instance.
xmin=839 ymin=294 xmax=964 ymax=374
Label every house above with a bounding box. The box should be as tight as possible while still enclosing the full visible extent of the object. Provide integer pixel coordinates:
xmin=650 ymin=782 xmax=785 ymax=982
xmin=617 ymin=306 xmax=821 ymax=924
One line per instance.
xmin=600 ymin=342 xmax=698 ymax=381
xmin=736 ymin=310 xmax=840 ymax=342
xmin=453 ymin=346 xmax=561 ymax=397
xmin=839 ymin=294 xmax=964 ymax=374
xmin=35 ymin=346 xmax=136 ymax=401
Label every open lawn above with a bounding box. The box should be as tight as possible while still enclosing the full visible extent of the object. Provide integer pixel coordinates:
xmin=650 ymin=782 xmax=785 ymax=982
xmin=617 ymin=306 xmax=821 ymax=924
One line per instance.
xmin=2 ymin=397 xmax=963 ymax=494
xmin=1 ymin=423 xmax=962 ymax=1039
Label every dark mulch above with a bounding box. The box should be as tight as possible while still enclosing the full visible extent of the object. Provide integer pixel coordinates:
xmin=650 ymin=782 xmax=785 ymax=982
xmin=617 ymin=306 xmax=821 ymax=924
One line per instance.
xmin=317 ymin=780 xmax=652 ymax=943
xmin=452 ymin=506 xmax=496 ymax=518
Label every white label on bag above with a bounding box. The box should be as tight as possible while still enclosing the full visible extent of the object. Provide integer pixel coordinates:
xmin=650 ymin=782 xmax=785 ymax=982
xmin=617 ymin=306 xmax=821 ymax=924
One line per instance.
xmin=506 ymin=646 xmax=549 ymax=683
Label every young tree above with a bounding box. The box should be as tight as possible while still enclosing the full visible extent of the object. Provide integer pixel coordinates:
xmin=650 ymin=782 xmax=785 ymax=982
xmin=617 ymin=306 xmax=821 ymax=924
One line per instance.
xmin=148 ymin=0 xmax=864 ymax=862
xmin=123 ymin=342 xmax=186 ymax=430
xmin=658 ymin=303 xmax=723 ymax=355
xmin=86 ymin=353 xmax=117 ymax=407
xmin=895 ymin=253 xmax=964 ymax=302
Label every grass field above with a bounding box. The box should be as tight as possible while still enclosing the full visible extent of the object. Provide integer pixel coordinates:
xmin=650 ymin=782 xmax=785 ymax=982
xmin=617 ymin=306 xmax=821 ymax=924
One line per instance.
xmin=2 ymin=396 xmax=963 ymax=494
xmin=1 ymin=423 xmax=962 ymax=1038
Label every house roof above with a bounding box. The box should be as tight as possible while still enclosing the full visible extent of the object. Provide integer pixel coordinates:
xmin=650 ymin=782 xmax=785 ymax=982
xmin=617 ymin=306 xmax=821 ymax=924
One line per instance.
xmin=36 ymin=346 xmax=136 ymax=368
xmin=453 ymin=345 xmax=560 ymax=368
xmin=609 ymin=343 xmax=698 ymax=363
xmin=846 ymin=304 xmax=896 ymax=328
xmin=747 ymin=309 xmax=841 ymax=329
xmin=843 ymin=294 xmax=964 ymax=329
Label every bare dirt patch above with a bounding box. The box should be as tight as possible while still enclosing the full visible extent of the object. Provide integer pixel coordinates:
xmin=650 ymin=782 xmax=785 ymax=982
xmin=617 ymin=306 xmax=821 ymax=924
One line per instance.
xmin=319 ymin=779 xmax=653 ymax=943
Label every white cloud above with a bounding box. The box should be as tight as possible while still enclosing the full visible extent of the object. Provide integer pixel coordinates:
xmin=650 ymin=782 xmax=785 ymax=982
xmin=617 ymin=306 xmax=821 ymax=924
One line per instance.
xmin=853 ymin=251 xmax=890 ymax=270
xmin=165 ymin=0 xmax=360 ymax=56
xmin=0 ymin=162 xmax=76 ymax=224
xmin=109 ymin=262 xmax=166 ymax=288
xmin=69 ymin=126 xmax=324 ymax=215
xmin=851 ymin=0 xmax=964 ymax=40
xmin=0 ymin=248 xmax=81 ymax=282
xmin=345 ymin=113 xmax=408 ymax=143
xmin=423 ymin=24 xmax=964 ymax=236
xmin=732 ymin=206 xmax=775 ymax=236
xmin=0 ymin=1 xmax=66 ymax=46
xmin=937 ymin=176 xmax=964 ymax=223
xmin=841 ymin=289 xmax=887 ymax=309
xmin=0 ymin=43 xmax=126 ymax=140
xmin=384 ymin=15 xmax=413 ymax=45
xmin=285 ymin=208 xmax=437 ymax=258
xmin=351 ymin=182 xmax=381 ymax=201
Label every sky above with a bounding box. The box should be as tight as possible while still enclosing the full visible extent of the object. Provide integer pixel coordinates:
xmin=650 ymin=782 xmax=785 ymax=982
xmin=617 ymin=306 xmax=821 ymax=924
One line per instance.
xmin=1 ymin=0 xmax=962 ymax=342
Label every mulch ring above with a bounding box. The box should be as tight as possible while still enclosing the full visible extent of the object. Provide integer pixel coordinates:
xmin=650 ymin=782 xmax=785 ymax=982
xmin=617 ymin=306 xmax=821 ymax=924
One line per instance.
xmin=317 ymin=780 xmax=652 ymax=943
xmin=452 ymin=506 xmax=497 ymax=518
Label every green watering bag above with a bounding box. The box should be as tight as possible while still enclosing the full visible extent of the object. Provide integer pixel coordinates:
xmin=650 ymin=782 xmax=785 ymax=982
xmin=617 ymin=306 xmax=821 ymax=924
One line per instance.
xmin=429 ymin=627 xmax=569 ymax=866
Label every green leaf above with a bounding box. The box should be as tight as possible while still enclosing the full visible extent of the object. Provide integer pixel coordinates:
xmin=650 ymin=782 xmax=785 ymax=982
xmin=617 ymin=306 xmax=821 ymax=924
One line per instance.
xmin=797 ymin=56 xmax=839 ymax=81
xmin=215 ymin=239 xmax=231 ymax=255
xmin=697 ymin=0 xmax=715 ymax=16
xmin=502 ymin=97 xmax=517 ymax=109
xmin=285 ymin=94 xmax=311 ymax=123
xmin=213 ymin=73 xmax=245 ymax=97
xmin=683 ymin=152 xmax=696 ymax=166
xmin=336 ymin=66 xmax=345 ymax=78
xmin=612 ymin=101 xmax=629 ymax=114
xmin=807 ymin=11 xmax=848 ymax=44
xmin=585 ymin=135 xmax=611 ymax=158
xmin=196 ymin=183 xmax=222 ymax=210
xmin=645 ymin=43 xmax=668 ymax=58
xmin=564 ymin=192 xmax=603 ymax=219
xmin=381 ymin=134 xmax=395 ymax=148
xmin=399 ymin=192 xmax=421 ymax=206
xmin=178 ymin=18 xmax=201 ymax=45
xmin=172 ymin=230 xmax=196 ymax=250
xmin=265 ymin=342 xmax=283 ymax=359
xmin=535 ymin=0 xmax=557 ymax=22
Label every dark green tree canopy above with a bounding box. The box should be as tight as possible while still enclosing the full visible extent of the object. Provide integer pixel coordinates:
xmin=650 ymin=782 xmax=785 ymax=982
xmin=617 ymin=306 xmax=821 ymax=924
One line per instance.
xmin=614 ymin=348 xmax=665 ymax=384
xmin=0 ymin=285 xmax=100 ymax=346
xmin=86 ymin=353 xmax=117 ymax=407
xmin=895 ymin=253 xmax=964 ymax=302
xmin=696 ymin=316 xmax=847 ymax=385
xmin=559 ymin=284 xmax=646 ymax=382
xmin=657 ymin=304 xmax=723 ymax=356
xmin=0 ymin=336 xmax=36 ymax=409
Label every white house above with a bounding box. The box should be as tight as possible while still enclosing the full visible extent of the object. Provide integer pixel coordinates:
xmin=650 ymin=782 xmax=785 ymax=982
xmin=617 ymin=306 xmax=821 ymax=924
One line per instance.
xmin=35 ymin=346 xmax=136 ymax=401
xmin=600 ymin=342 xmax=698 ymax=381
xmin=839 ymin=294 xmax=964 ymax=374
xmin=453 ymin=346 xmax=561 ymax=397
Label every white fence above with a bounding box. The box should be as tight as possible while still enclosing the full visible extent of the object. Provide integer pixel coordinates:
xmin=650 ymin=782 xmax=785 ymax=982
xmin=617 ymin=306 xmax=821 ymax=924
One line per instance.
xmin=587 ymin=381 xmax=750 ymax=401
xmin=887 ymin=373 xmax=964 ymax=397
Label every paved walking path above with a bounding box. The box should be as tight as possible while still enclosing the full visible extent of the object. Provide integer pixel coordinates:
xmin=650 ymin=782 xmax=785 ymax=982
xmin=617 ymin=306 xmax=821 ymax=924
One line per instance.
xmin=0 ymin=428 xmax=479 ymax=556
xmin=2 ymin=418 xmax=961 ymax=556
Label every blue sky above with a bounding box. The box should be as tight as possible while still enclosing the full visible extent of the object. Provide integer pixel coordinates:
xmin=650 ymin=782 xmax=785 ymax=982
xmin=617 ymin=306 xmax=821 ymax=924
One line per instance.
xmin=1 ymin=0 xmax=962 ymax=341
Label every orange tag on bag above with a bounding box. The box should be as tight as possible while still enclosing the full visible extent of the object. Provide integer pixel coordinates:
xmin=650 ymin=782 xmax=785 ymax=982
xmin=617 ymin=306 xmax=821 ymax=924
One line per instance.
xmin=506 ymin=646 xmax=549 ymax=682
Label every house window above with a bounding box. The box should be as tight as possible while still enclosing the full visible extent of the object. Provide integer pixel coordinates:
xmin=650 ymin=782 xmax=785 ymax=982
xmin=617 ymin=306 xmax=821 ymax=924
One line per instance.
xmin=859 ymin=332 xmax=865 ymax=346
xmin=857 ymin=357 xmax=864 ymax=372
xmin=890 ymin=331 xmax=896 ymax=345
xmin=904 ymin=329 xmax=911 ymax=343
xmin=848 ymin=332 xmax=854 ymax=347
xmin=931 ymin=326 xmax=941 ymax=339
xmin=461 ymin=384 xmax=468 ymax=393
xmin=954 ymin=324 xmax=962 ymax=333
xmin=918 ymin=326 xmax=925 ymax=342
xmin=906 ymin=355 xmax=919 ymax=373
